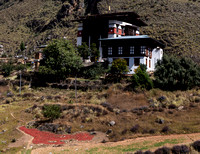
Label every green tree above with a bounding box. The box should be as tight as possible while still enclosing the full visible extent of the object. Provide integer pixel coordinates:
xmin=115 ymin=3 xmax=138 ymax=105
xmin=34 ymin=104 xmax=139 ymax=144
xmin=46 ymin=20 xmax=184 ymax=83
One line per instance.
xmin=132 ymin=65 xmax=153 ymax=90
xmin=110 ymin=59 xmax=128 ymax=81
xmin=77 ymin=42 xmax=90 ymax=59
xmin=0 ymin=62 xmax=14 ymax=77
xmin=154 ymin=55 xmax=200 ymax=90
xmin=90 ymin=43 xmax=100 ymax=61
xmin=42 ymin=104 xmax=61 ymax=120
xmin=20 ymin=41 xmax=25 ymax=52
xmin=77 ymin=43 xmax=100 ymax=61
xmin=39 ymin=39 xmax=82 ymax=80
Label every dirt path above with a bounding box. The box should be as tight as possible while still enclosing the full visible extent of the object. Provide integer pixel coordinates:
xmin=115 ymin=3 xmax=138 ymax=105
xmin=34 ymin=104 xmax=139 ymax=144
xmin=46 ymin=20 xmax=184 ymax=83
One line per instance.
xmin=8 ymin=127 xmax=33 ymax=149
xmin=8 ymin=112 xmax=34 ymax=150
xmin=31 ymin=133 xmax=200 ymax=154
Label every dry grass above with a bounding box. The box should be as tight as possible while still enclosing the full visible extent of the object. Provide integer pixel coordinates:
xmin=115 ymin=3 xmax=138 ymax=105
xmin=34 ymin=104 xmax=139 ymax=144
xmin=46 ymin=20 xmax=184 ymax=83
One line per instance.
xmin=1 ymin=84 xmax=200 ymax=152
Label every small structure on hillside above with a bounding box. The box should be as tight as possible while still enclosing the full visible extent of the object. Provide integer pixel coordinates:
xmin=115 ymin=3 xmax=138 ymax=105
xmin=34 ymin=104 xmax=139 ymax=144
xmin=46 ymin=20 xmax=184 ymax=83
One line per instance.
xmin=34 ymin=45 xmax=47 ymax=70
xmin=76 ymin=12 xmax=165 ymax=74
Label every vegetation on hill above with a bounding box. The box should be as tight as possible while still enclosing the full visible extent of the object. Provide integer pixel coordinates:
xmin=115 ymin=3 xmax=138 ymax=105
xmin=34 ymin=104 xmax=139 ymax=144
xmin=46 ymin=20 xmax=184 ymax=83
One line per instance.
xmin=39 ymin=39 xmax=82 ymax=80
xmin=154 ymin=55 xmax=200 ymax=90
xmin=0 ymin=0 xmax=199 ymax=63
xmin=132 ymin=64 xmax=153 ymax=90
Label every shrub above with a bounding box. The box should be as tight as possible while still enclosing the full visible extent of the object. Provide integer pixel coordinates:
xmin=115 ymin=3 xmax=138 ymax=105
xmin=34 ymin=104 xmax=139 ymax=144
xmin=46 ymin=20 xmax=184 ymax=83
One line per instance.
xmin=81 ymin=63 xmax=106 ymax=79
xmin=42 ymin=104 xmax=61 ymax=120
xmin=90 ymin=43 xmax=100 ymax=61
xmin=77 ymin=42 xmax=91 ymax=59
xmin=121 ymin=129 xmax=128 ymax=135
xmin=1 ymin=53 xmax=7 ymax=58
xmin=144 ymin=151 xmax=153 ymax=154
xmin=149 ymin=129 xmax=156 ymax=134
xmin=0 ymin=62 xmax=14 ymax=77
xmin=171 ymin=145 xmax=190 ymax=154
xmin=109 ymin=59 xmax=128 ymax=82
xmin=168 ymin=104 xmax=177 ymax=109
xmin=132 ymin=65 xmax=153 ymax=90
xmin=161 ymin=126 xmax=170 ymax=133
xmin=192 ymin=140 xmax=200 ymax=152
xmin=154 ymin=55 xmax=200 ymax=90
xmin=130 ymin=124 xmax=140 ymax=133
xmin=135 ymin=151 xmax=144 ymax=154
xmin=14 ymin=64 xmax=26 ymax=71
xmin=154 ymin=147 xmax=170 ymax=154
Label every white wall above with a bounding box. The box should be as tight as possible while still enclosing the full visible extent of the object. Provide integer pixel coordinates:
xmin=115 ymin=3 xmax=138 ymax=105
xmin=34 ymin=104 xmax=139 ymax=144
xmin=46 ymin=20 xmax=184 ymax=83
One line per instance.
xmin=77 ymin=23 xmax=83 ymax=46
xmin=151 ymin=48 xmax=163 ymax=70
xmin=77 ymin=37 xmax=82 ymax=46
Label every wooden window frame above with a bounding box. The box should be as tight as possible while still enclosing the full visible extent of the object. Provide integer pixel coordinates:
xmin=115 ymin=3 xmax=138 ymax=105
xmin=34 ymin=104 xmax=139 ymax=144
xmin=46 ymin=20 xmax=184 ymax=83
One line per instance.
xmin=118 ymin=47 xmax=123 ymax=55
xmin=140 ymin=46 xmax=146 ymax=54
xmin=108 ymin=47 xmax=112 ymax=55
xmin=130 ymin=46 xmax=134 ymax=54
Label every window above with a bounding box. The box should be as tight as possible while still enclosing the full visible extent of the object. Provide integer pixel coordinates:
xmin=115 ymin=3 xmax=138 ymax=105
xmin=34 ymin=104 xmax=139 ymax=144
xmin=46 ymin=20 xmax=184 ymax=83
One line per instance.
xmin=146 ymin=59 xmax=148 ymax=66
xmin=148 ymin=48 xmax=152 ymax=57
xmin=140 ymin=46 xmax=146 ymax=54
xmin=134 ymin=58 xmax=140 ymax=66
xmin=116 ymin=24 xmax=119 ymax=33
xmin=130 ymin=46 xmax=134 ymax=54
xmin=118 ymin=47 xmax=123 ymax=55
xmin=149 ymin=59 xmax=151 ymax=68
xmin=108 ymin=47 xmax=112 ymax=55
xmin=122 ymin=27 xmax=125 ymax=35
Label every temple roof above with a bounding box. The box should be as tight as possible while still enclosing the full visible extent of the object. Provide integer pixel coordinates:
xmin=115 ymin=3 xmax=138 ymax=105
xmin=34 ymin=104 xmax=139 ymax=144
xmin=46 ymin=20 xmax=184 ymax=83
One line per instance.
xmin=100 ymin=35 xmax=165 ymax=48
xmin=75 ymin=12 xmax=147 ymax=27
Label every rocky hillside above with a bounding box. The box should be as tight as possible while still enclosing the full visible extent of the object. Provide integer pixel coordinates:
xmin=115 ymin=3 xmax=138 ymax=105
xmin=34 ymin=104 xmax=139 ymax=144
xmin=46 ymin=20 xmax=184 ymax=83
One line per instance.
xmin=0 ymin=0 xmax=85 ymax=55
xmin=0 ymin=0 xmax=200 ymax=62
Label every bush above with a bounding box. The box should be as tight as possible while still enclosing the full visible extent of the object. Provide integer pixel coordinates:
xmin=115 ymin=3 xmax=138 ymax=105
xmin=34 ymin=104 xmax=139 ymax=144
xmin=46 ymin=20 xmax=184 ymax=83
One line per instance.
xmin=121 ymin=129 xmax=128 ymax=135
xmin=109 ymin=58 xmax=128 ymax=82
xmin=168 ymin=104 xmax=177 ymax=109
xmin=171 ymin=145 xmax=190 ymax=154
xmin=192 ymin=140 xmax=200 ymax=152
xmin=154 ymin=147 xmax=170 ymax=154
xmin=130 ymin=124 xmax=140 ymax=133
xmin=90 ymin=43 xmax=100 ymax=61
xmin=42 ymin=104 xmax=61 ymax=120
xmin=14 ymin=64 xmax=26 ymax=71
xmin=154 ymin=55 xmax=200 ymax=90
xmin=0 ymin=62 xmax=14 ymax=77
xmin=135 ymin=151 xmax=143 ymax=154
xmin=81 ymin=63 xmax=106 ymax=79
xmin=132 ymin=65 xmax=153 ymax=90
xmin=161 ymin=126 xmax=170 ymax=133
xmin=149 ymin=129 xmax=156 ymax=134
xmin=1 ymin=53 xmax=7 ymax=58
xmin=77 ymin=42 xmax=90 ymax=59
xmin=144 ymin=151 xmax=153 ymax=154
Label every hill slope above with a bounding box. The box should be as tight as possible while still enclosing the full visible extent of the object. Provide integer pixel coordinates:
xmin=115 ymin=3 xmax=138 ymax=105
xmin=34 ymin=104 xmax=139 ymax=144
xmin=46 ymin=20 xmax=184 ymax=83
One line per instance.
xmin=0 ymin=0 xmax=200 ymax=62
